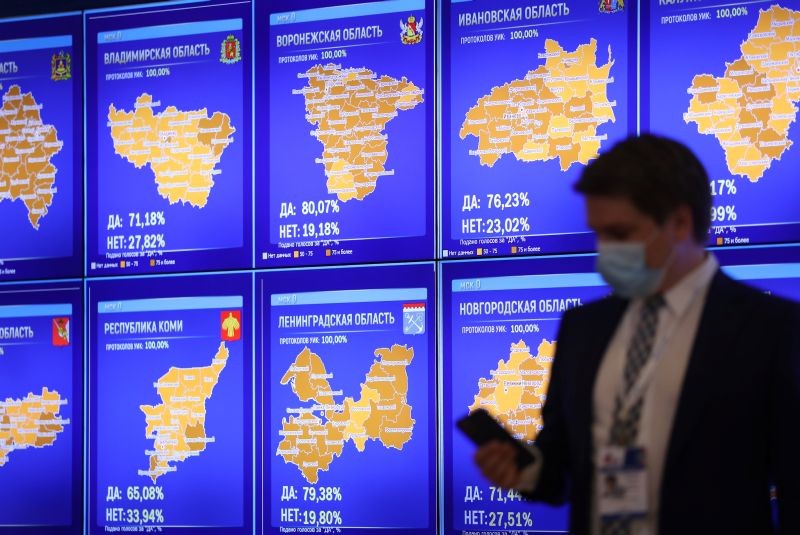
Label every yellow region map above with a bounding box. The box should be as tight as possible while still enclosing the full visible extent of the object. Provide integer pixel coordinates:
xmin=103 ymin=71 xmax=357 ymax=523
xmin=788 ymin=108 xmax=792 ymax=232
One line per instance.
xmin=0 ymin=387 xmax=68 ymax=467
xmin=460 ymin=39 xmax=615 ymax=171
xmin=297 ymin=64 xmax=424 ymax=202
xmin=469 ymin=339 xmax=555 ymax=441
xmin=108 ymin=93 xmax=235 ymax=207
xmin=0 ymin=84 xmax=63 ymax=229
xmin=685 ymin=5 xmax=800 ymax=182
xmin=276 ymin=344 xmax=415 ymax=484
xmin=139 ymin=341 xmax=229 ymax=482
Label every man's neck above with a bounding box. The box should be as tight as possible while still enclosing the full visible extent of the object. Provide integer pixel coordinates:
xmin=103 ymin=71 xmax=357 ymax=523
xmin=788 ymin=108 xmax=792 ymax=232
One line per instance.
xmin=658 ymin=244 xmax=707 ymax=294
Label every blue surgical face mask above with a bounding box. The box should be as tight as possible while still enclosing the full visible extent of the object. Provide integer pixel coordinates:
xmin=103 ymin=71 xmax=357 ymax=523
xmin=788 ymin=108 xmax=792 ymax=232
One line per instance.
xmin=596 ymin=234 xmax=668 ymax=299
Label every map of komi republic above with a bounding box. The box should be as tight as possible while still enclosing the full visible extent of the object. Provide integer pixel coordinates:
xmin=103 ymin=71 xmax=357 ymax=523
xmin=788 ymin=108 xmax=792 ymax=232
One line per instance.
xmin=108 ymin=94 xmax=235 ymax=207
xmin=685 ymin=5 xmax=800 ymax=182
xmin=276 ymin=344 xmax=415 ymax=484
xmin=469 ymin=339 xmax=555 ymax=441
xmin=0 ymin=84 xmax=63 ymax=229
xmin=296 ymin=64 xmax=424 ymax=202
xmin=0 ymin=387 xmax=68 ymax=467
xmin=139 ymin=341 xmax=229 ymax=482
xmin=460 ymin=39 xmax=615 ymax=171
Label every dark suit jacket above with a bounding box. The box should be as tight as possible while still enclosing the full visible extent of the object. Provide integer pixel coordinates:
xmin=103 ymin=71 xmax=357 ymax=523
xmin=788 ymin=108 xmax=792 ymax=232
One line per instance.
xmin=527 ymin=271 xmax=800 ymax=534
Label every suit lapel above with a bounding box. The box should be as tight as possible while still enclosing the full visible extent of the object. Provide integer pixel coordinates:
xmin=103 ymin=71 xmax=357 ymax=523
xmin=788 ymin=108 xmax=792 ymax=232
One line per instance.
xmin=663 ymin=272 xmax=746 ymax=470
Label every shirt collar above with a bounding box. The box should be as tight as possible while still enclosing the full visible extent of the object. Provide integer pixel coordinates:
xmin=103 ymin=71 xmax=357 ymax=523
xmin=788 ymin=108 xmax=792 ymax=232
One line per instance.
xmin=661 ymin=253 xmax=718 ymax=317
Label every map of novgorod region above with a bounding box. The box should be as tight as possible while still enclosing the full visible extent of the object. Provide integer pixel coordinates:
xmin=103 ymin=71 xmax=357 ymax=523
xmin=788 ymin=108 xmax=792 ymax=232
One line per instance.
xmin=0 ymin=84 xmax=63 ymax=229
xmin=276 ymin=344 xmax=415 ymax=484
xmin=0 ymin=387 xmax=68 ymax=467
xmin=460 ymin=39 xmax=615 ymax=171
xmin=297 ymin=64 xmax=424 ymax=202
xmin=139 ymin=341 xmax=229 ymax=483
xmin=685 ymin=5 xmax=800 ymax=182
xmin=469 ymin=339 xmax=555 ymax=441
xmin=108 ymin=93 xmax=235 ymax=207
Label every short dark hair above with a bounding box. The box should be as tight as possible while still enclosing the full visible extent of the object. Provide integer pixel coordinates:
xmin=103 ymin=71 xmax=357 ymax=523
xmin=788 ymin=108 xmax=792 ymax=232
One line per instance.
xmin=574 ymin=134 xmax=711 ymax=243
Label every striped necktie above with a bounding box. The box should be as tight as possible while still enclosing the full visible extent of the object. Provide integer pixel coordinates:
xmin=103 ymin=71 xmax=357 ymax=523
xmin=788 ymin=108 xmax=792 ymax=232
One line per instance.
xmin=601 ymin=293 xmax=665 ymax=535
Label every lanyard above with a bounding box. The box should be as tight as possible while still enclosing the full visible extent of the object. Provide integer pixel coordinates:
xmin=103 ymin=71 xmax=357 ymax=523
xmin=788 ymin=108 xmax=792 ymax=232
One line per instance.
xmin=614 ymin=284 xmax=707 ymax=419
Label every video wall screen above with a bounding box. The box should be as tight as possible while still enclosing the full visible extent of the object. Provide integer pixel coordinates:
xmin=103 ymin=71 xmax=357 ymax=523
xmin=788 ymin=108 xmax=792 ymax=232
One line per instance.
xmin=0 ymin=0 xmax=798 ymax=533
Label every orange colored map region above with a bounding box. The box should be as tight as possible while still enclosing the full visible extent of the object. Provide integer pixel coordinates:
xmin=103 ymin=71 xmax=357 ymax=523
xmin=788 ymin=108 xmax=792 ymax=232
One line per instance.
xmin=0 ymin=387 xmax=68 ymax=467
xmin=0 ymin=84 xmax=63 ymax=229
xmin=108 ymin=93 xmax=235 ymax=207
xmin=139 ymin=341 xmax=229 ymax=483
xmin=299 ymin=64 xmax=424 ymax=202
xmin=469 ymin=339 xmax=556 ymax=441
xmin=459 ymin=38 xmax=615 ymax=170
xmin=280 ymin=346 xmax=336 ymax=405
xmin=276 ymin=344 xmax=416 ymax=483
xmin=684 ymin=5 xmax=800 ymax=182
xmin=276 ymin=412 xmax=347 ymax=484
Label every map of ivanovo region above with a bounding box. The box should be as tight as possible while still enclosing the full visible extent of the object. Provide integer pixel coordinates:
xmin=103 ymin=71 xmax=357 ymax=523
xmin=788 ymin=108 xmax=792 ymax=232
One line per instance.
xmin=460 ymin=39 xmax=615 ymax=171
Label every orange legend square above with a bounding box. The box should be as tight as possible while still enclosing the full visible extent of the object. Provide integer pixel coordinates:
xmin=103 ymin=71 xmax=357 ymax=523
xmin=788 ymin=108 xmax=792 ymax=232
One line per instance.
xmin=326 ymin=249 xmax=332 ymax=257
xmin=716 ymin=237 xmax=724 ymax=245
xmin=120 ymin=261 xmax=126 ymax=268
xmin=477 ymin=248 xmax=483 ymax=256
xmin=150 ymin=259 xmax=156 ymax=267
xmin=511 ymin=246 xmax=518 ymax=254
xmin=293 ymin=251 xmax=300 ymax=258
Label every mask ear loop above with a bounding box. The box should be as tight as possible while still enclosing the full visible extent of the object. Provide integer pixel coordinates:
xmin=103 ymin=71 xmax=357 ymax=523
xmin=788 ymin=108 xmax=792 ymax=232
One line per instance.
xmin=643 ymin=225 xmax=677 ymax=294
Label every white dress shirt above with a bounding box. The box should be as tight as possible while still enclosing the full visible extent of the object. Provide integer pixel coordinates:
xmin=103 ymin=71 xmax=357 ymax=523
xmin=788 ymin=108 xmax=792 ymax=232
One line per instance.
xmin=516 ymin=254 xmax=719 ymax=535
xmin=590 ymin=254 xmax=718 ymax=535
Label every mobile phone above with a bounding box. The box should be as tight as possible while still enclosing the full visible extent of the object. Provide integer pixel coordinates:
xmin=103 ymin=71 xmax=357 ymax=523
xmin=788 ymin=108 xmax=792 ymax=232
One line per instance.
xmin=456 ymin=408 xmax=537 ymax=468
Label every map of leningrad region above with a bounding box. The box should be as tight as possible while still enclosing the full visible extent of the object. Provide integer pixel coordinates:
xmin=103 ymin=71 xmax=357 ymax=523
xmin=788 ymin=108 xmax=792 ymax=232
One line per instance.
xmin=0 ymin=387 xmax=68 ymax=467
xmin=297 ymin=64 xmax=424 ymax=202
xmin=0 ymin=84 xmax=63 ymax=229
xmin=460 ymin=39 xmax=615 ymax=171
xmin=469 ymin=339 xmax=555 ymax=440
xmin=108 ymin=93 xmax=235 ymax=207
xmin=139 ymin=341 xmax=229 ymax=482
xmin=276 ymin=344 xmax=415 ymax=484
xmin=685 ymin=5 xmax=800 ymax=182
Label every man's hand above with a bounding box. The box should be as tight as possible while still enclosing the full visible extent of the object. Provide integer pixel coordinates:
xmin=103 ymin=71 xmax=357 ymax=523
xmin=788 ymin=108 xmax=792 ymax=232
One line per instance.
xmin=474 ymin=440 xmax=522 ymax=489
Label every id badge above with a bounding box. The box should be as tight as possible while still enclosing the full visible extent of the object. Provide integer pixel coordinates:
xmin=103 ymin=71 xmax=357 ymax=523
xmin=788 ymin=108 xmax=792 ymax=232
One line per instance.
xmin=597 ymin=446 xmax=647 ymax=519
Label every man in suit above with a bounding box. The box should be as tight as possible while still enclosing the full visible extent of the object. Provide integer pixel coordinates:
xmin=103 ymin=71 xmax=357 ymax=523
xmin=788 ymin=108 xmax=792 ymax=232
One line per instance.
xmin=474 ymin=134 xmax=800 ymax=534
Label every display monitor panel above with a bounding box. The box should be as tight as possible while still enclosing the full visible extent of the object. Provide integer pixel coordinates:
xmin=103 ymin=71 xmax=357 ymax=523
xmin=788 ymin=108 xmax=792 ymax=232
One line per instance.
xmin=88 ymin=273 xmax=253 ymax=534
xmin=441 ymin=255 xmax=611 ymax=535
xmin=86 ymin=0 xmax=252 ymax=276
xmin=646 ymin=0 xmax=800 ymax=248
xmin=441 ymin=0 xmax=636 ymax=259
xmin=0 ymin=280 xmax=82 ymax=534
xmin=256 ymin=262 xmax=436 ymax=535
xmin=0 ymin=14 xmax=83 ymax=281
xmin=256 ymin=0 xmax=435 ymax=267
